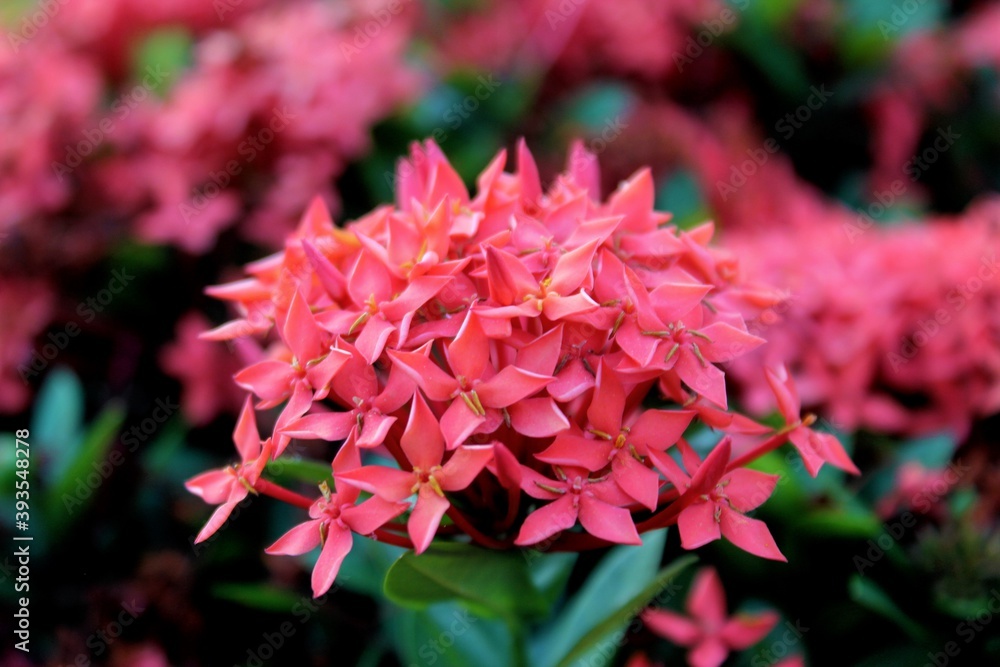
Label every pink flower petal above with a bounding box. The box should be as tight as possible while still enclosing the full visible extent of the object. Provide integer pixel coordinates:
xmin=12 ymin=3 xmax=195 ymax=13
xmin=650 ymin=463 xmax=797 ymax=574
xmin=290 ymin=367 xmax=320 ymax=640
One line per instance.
xmin=508 ymin=397 xmax=570 ymax=437
xmin=514 ymin=495 xmax=578 ymax=546
xmin=312 ymin=525 xmax=353 ymax=597
xmin=439 ymin=445 xmax=494 ymax=491
xmin=641 ymin=608 xmax=702 ymax=646
xmin=578 ymin=495 xmax=641 ymax=545
xmin=266 ymin=518 xmax=322 ymax=556
xmin=408 ymin=485 xmax=451 ymax=554
xmin=677 ymin=501 xmax=721 ymax=550
xmin=719 ymin=509 xmax=786 ymax=562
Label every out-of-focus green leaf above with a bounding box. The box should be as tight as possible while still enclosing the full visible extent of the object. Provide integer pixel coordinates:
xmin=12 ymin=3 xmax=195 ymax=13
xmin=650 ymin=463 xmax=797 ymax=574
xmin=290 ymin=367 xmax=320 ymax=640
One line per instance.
xmin=338 ymin=535 xmax=408 ymax=597
xmin=31 ymin=367 xmax=85 ymax=481
xmin=211 ymin=582 xmax=307 ymax=613
xmin=45 ymin=401 xmax=126 ymax=529
xmin=131 ymin=28 xmax=193 ymax=96
xmin=384 ymin=542 xmax=548 ymax=619
xmin=553 ymin=555 xmax=698 ymax=667
xmin=530 ymin=529 xmax=668 ymax=667
xmin=558 ymin=83 xmax=635 ymax=133
xmin=657 ymin=169 xmax=710 ymax=230
xmin=386 ymin=601 xmax=514 ymax=667
xmin=526 ymin=551 xmax=577 ymax=612
xmin=265 ymin=457 xmax=334 ymax=488
xmin=849 ymin=575 xmax=925 ymax=640
xmin=898 ymin=433 xmax=956 ymax=468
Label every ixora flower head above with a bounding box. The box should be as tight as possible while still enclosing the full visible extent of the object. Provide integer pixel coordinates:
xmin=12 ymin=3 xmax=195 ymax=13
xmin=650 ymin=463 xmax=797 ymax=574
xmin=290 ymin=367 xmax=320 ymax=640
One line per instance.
xmin=187 ymin=138 xmax=859 ymax=597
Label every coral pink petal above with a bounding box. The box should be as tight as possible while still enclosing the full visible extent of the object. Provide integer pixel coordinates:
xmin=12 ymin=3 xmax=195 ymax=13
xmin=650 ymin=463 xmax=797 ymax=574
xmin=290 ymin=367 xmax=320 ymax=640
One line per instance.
xmin=388 ymin=348 xmax=459 ymax=401
xmin=612 ymin=454 xmax=660 ymax=511
xmin=514 ymin=495 xmax=578 ymax=546
xmin=408 ymin=486 xmax=450 ymax=554
xmin=616 ymin=317 xmax=658 ymax=367
xmin=678 ymin=501 xmax=722 ymax=550
xmin=234 ymin=361 xmax=294 ymax=403
xmin=194 ymin=498 xmax=243 ymax=544
xmin=356 ymin=412 xmax=397 ymax=449
xmin=689 ymin=637 xmax=729 ymax=667
xmin=401 ymin=393 xmax=446 ymax=469
xmin=337 ymin=466 xmax=415 ymax=502
xmin=185 ymin=469 xmax=234 ymax=505
xmin=266 ymin=519 xmax=322 ymax=556
xmin=641 ymin=608 xmax=702 ymax=646
xmin=446 ymin=312 xmax=490 ymax=381
xmin=723 ymin=469 xmax=779 ymax=513
xmin=232 ymin=398 xmax=261 ymax=462
xmin=476 ymin=366 xmax=552 ymax=408
xmin=343 ymin=495 xmax=409 ymax=536
xmin=355 ymin=316 xmax=396 ymax=364
xmin=578 ymin=495 xmax=642 ymax=545
xmin=440 ymin=399 xmax=486 ymax=450
xmin=719 ymin=509 xmax=787 ymax=562
xmin=283 ymin=289 xmax=324 ymax=363
xmin=312 ymin=526 xmax=353 ymax=597
xmin=439 ymin=445 xmax=494 ymax=491
xmin=283 ymin=411 xmax=356 ymax=441
xmin=675 ymin=351 xmax=728 ymax=410
xmin=629 ymin=409 xmax=695 ymax=452
xmin=541 ymin=292 xmax=600 ymax=321
xmin=515 ymin=325 xmax=564 ymax=377
xmin=508 ymin=398 xmax=570 ymax=437
xmin=587 ymin=361 xmax=626 ymax=436
xmin=720 ymin=612 xmax=780 ymax=649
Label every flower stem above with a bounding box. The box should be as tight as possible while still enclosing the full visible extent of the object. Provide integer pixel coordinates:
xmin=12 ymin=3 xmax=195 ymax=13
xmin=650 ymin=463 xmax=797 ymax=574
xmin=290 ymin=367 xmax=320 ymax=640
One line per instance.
xmin=254 ymin=478 xmax=314 ymax=509
xmin=726 ymin=428 xmax=792 ymax=472
xmin=446 ymin=505 xmax=512 ymax=549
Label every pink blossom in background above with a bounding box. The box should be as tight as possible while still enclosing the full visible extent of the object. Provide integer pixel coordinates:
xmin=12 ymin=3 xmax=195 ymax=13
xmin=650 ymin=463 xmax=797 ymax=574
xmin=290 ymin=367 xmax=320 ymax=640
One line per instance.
xmin=642 ymin=567 xmax=778 ymax=667
xmin=0 ymin=280 xmax=55 ymax=412
xmin=726 ymin=198 xmax=1000 ymax=438
xmin=160 ymin=311 xmax=261 ymax=425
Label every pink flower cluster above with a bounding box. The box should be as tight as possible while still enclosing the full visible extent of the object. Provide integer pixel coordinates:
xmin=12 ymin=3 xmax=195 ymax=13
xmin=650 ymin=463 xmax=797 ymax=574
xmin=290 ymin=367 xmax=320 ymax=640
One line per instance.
xmin=0 ymin=0 xmax=420 ymax=413
xmin=105 ymin=0 xmax=422 ymax=252
xmin=432 ymin=0 xmax=727 ymax=82
xmin=727 ymin=198 xmax=1000 ymax=438
xmin=187 ymin=140 xmax=858 ymax=596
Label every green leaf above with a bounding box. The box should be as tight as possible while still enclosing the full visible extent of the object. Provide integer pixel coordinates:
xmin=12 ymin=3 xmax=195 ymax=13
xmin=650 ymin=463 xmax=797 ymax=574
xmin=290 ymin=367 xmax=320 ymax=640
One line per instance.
xmin=130 ymin=28 xmax=193 ymax=96
xmin=531 ymin=529 xmax=668 ymax=667
xmin=848 ymin=575 xmax=925 ymax=641
xmin=211 ymin=582 xmax=306 ymax=613
xmin=265 ymin=457 xmax=334 ymax=488
xmin=386 ymin=601 xmax=513 ymax=667
xmin=383 ymin=542 xmax=548 ymax=619
xmin=338 ymin=535 xmax=408 ymax=597
xmin=44 ymin=401 xmax=126 ymax=528
xmin=526 ymin=551 xmax=578 ymax=611
xmin=898 ymin=433 xmax=956 ymax=468
xmin=31 ymin=367 xmax=85 ymax=481
xmin=554 ymin=555 xmax=698 ymax=667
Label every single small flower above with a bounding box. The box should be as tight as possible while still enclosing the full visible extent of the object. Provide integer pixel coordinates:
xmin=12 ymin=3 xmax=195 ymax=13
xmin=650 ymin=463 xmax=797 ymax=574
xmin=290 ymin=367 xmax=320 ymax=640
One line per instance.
xmin=389 ymin=311 xmax=555 ymax=448
xmin=185 ymin=399 xmax=273 ymax=543
xmin=514 ymin=464 xmax=642 ymax=546
xmin=336 ymin=392 xmax=494 ymax=553
xmin=266 ymin=440 xmax=408 ymax=597
xmin=765 ymin=365 xmax=859 ymax=477
xmin=652 ymin=439 xmax=786 ymax=561
xmin=537 ymin=359 xmax=693 ymax=510
xmin=642 ymin=567 xmax=778 ymax=667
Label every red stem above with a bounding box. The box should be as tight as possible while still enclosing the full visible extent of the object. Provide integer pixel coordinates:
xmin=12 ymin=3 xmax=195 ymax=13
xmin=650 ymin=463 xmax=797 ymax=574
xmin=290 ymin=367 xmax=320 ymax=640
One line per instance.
xmin=373 ymin=528 xmax=415 ymax=549
xmin=446 ymin=505 xmax=513 ymax=550
xmin=726 ymin=428 xmax=792 ymax=472
xmin=254 ymin=478 xmax=314 ymax=510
